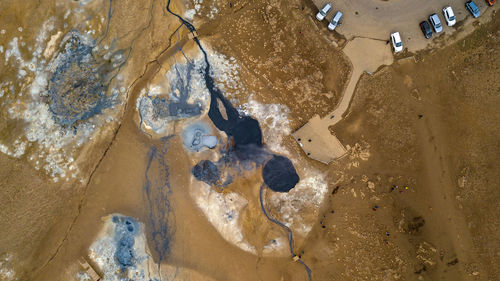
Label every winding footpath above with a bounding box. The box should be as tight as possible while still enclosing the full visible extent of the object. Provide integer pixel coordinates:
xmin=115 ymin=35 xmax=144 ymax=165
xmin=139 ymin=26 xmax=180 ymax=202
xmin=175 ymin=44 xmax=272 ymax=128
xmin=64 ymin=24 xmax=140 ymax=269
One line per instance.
xmin=259 ymin=184 xmax=312 ymax=281
xmin=293 ymin=37 xmax=393 ymax=164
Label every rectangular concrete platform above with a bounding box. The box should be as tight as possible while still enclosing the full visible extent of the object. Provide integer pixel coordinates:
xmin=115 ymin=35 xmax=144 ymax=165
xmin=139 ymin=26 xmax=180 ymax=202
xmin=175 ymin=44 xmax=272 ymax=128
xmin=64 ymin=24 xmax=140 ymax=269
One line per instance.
xmin=78 ymin=257 xmax=102 ymax=281
xmin=292 ymin=115 xmax=347 ymax=164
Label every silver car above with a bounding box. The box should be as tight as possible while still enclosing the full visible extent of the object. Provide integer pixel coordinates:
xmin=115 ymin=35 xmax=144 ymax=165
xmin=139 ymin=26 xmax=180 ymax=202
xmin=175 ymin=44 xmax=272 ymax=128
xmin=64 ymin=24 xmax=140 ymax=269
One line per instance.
xmin=316 ymin=3 xmax=332 ymax=21
xmin=328 ymin=11 xmax=343 ymax=31
xmin=429 ymin=13 xmax=443 ymax=33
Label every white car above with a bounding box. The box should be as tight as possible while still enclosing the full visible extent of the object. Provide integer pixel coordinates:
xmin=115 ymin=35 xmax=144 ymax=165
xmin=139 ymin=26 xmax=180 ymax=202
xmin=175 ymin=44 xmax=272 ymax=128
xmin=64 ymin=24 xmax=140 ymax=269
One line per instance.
xmin=316 ymin=3 xmax=332 ymax=21
xmin=390 ymin=32 xmax=403 ymax=53
xmin=328 ymin=11 xmax=343 ymax=31
xmin=442 ymin=6 xmax=456 ymax=26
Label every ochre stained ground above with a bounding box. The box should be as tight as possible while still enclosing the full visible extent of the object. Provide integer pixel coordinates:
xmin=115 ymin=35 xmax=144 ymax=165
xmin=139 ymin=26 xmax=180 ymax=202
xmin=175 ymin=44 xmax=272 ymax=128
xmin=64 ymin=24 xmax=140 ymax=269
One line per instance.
xmin=0 ymin=0 xmax=499 ymax=280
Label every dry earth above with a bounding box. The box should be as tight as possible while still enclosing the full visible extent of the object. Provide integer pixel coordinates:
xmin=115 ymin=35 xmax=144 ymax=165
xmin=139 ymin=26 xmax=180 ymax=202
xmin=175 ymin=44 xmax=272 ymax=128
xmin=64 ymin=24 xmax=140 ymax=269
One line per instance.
xmin=320 ymin=13 xmax=500 ymax=280
xmin=0 ymin=0 xmax=498 ymax=280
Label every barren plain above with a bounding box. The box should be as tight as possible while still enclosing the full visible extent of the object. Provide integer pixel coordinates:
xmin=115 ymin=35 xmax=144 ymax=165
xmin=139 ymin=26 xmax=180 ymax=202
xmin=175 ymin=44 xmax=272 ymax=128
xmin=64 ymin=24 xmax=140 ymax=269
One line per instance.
xmin=0 ymin=0 xmax=498 ymax=281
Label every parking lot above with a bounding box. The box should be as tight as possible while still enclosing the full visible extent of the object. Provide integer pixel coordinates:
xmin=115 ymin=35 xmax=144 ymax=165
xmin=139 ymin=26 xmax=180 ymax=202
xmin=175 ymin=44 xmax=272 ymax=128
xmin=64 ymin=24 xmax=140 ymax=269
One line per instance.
xmin=296 ymin=0 xmax=498 ymax=164
xmin=312 ymin=0 xmax=497 ymax=52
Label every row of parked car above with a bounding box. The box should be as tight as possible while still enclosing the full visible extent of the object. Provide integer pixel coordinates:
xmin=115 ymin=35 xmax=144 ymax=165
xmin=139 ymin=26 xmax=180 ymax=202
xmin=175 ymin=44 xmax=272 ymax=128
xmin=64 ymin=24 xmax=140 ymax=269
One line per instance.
xmin=316 ymin=3 xmax=342 ymax=31
xmin=316 ymin=0 xmax=495 ymax=53
xmin=418 ymin=6 xmax=455 ymax=40
xmin=419 ymin=0 xmax=487 ymax=42
xmin=392 ymin=0 xmax=493 ymax=52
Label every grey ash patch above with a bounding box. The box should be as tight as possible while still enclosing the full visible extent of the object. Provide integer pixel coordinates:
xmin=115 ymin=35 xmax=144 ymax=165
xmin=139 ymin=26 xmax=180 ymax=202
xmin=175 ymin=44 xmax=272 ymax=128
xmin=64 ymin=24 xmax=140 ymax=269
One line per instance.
xmin=45 ymin=31 xmax=124 ymax=127
xmin=182 ymin=121 xmax=217 ymax=152
xmin=192 ymin=160 xmax=222 ymax=186
xmin=112 ymin=215 xmax=140 ymax=268
xmin=137 ymin=61 xmax=205 ymax=135
xmin=167 ymin=63 xmax=203 ymax=118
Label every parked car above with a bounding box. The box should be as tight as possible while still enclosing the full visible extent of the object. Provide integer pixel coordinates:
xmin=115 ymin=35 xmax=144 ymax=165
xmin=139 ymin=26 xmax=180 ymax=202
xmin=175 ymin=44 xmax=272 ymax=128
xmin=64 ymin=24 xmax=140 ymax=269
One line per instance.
xmin=429 ymin=14 xmax=443 ymax=33
xmin=486 ymin=0 xmax=496 ymax=6
xmin=420 ymin=21 xmax=433 ymax=39
xmin=390 ymin=32 xmax=403 ymax=53
xmin=442 ymin=6 xmax=456 ymax=26
xmin=328 ymin=11 xmax=343 ymax=30
xmin=466 ymin=1 xmax=481 ymax=18
xmin=316 ymin=3 xmax=332 ymax=21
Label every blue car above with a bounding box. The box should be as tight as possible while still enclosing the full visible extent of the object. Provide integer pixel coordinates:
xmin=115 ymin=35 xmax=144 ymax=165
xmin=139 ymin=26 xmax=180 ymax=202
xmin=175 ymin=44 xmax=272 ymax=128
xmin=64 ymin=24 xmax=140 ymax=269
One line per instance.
xmin=466 ymin=1 xmax=481 ymax=18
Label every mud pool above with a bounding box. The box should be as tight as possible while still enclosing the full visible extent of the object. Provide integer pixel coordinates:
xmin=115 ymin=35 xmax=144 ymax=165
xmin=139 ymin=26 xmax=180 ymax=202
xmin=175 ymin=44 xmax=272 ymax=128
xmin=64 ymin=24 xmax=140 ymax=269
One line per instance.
xmin=164 ymin=0 xmax=310 ymax=278
xmin=143 ymin=138 xmax=175 ymax=263
xmin=0 ymin=1 xmax=336 ymax=280
xmin=47 ymin=32 xmax=121 ymax=127
xmin=182 ymin=122 xmax=217 ymax=151
xmin=2 ymin=0 xmax=498 ymax=280
xmin=0 ymin=17 xmax=132 ymax=181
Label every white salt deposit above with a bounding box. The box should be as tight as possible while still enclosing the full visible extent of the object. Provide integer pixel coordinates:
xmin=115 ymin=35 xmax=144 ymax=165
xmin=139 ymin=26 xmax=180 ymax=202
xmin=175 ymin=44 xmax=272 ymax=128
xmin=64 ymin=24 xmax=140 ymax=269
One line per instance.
xmin=208 ymin=53 xmax=241 ymax=96
xmin=269 ymin=170 xmax=329 ymax=236
xmin=202 ymin=135 xmax=217 ymax=148
xmin=87 ymin=215 xmax=154 ymax=281
xmin=189 ymin=180 xmax=257 ymax=254
xmin=262 ymin=236 xmax=288 ymax=256
xmin=189 ymin=168 xmax=329 ymax=255
xmin=136 ymin=47 xmax=244 ymax=137
xmin=77 ymin=0 xmax=95 ymax=5
xmin=0 ymin=138 xmax=27 ymax=159
xmin=182 ymin=121 xmax=217 ymax=152
xmin=64 ymin=10 xmax=71 ymax=20
xmin=136 ymin=57 xmax=210 ymax=136
xmin=43 ymin=31 xmax=63 ymax=59
xmin=184 ymin=9 xmax=196 ymax=21
xmin=0 ymin=20 xmax=124 ymax=181
xmin=76 ymin=272 xmax=91 ymax=281
xmin=240 ymin=96 xmax=291 ymax=154
xmin=205 ymin=47 xmax=293 ymax=155
xmin=165 ymin=59 xmax=209 ymax=106
xmin=85 ymin=215 xmax=217 ymax=281
xmin=188 ymin=0 xmax=221 ymax=20
xmin=203 ymin=45 xmax=295 ymax=158
xmin=4 ymin=37 xmax=22 ymax=65
xmin=0 ymin=254 xmax=16 ymax=281
xmin=136 ymin=94 xmax=170 ymax=135
xmin=181 ymin=44 xmax=329 ymax=255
